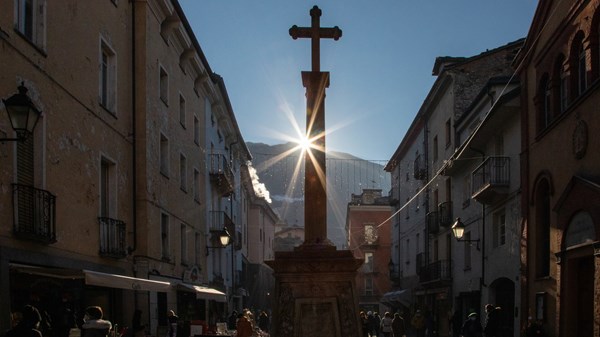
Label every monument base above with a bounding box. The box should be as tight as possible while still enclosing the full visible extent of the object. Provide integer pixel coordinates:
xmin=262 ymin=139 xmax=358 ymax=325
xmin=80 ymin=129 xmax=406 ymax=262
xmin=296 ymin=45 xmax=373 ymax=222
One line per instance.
xmin=266 ymin=248 xmax=363 ymax=337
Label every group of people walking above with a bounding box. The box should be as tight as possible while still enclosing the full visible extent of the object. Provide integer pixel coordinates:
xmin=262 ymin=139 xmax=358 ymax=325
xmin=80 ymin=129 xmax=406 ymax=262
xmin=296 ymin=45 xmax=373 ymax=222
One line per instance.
xmin=360 ymin=311 xmax=407 ymax=337
xmin=227 ymin=309 xmax=270 ymax=337
xmin=458 ymin=304 xmax=504 ymax=337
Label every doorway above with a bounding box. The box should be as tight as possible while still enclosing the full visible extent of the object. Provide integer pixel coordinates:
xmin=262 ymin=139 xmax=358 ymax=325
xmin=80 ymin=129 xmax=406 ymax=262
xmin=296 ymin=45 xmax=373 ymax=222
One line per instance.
xmin=563 ymin=254 xmax=594 ymax=337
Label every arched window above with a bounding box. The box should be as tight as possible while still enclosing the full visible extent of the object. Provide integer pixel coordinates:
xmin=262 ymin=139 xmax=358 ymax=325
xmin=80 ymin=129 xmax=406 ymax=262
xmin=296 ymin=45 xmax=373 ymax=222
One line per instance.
xmin=570 ymin=32 xmax=587 ymax=99
xmin=538 ymin=74 xmax=551 ymax=131
xmin=535 ymin=179 xmax=551 ymax=277
xmin=553 ymin=54 xmax=567 ymax=113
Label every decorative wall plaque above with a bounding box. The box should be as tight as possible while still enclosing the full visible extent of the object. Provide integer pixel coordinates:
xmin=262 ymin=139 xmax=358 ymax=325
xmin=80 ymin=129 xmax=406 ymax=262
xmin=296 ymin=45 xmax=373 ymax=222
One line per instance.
xmin=572 ymin=119 xmax=588 ymax=159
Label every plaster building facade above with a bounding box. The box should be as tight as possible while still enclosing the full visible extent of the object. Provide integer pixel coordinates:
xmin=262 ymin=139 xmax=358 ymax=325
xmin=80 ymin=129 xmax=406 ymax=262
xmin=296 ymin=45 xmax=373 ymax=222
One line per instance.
xmin=444 ymin=77 xmax=522 ymax=336
xmin=346 ymin=189 xmax=393 ymax=314
xmin=517 ymin=1 xmax=600 ymax=335
xmin=0 ymin=0 xmax=256 ymax=334
xmin=386 ymin=40 xmax=524 ymax=337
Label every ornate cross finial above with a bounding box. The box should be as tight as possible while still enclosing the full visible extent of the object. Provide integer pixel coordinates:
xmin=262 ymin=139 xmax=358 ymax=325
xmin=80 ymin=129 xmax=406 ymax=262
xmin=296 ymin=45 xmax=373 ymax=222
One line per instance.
xmin=289 ymin=5 xmax=342 ymax=72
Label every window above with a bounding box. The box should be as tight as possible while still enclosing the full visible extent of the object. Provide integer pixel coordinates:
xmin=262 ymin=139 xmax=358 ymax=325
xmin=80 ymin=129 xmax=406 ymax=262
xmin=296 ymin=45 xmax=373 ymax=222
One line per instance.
xmin=363 ymin=252 xmax=373 ymax=273
xmin=193 ymin=168 xmax=200 ymax=202
xmin=464 ymin=232 xmax=472 ymax=270
xmin=161 ymin=213 xmax=169 ymax=260
xmin=100 ymin=157 xmax=116 ymax=217
xmin=463 ymin=175 xmax=471 ymax=208
xmin=179 ymin=153 xmax=187 ymax=191
xmin=179 ymin=94 xmax=186 ymax=127
xmin=160 ymin=133 xmax=169 ymax=175
xmin=554 ymin=54 xmax=568 ymax=113
xmin=15 ymin=0 xmax=46 ymax=48
xmin=541 ymin=74 xmax=551 ymax=128
xmin=535 ymin=180 xmax=551 ymax=277
xmin=364 ymin=224 xmax=377 ymax=244
xmin=364 ymin=276 xmax=373 ymax=295
xmin=194 ymin=116 xmax=200 ymax=145
xmin=195 ymin=233 xmax=201 ymax=265
xmin=570 ymin=32 xmax=586 ymax=100
xmin=99 ymin=39 xmax=117 ymax=112
xmin=493 ymin=211 xmax=506 ymax=248
xmin=405 ymin=198 xmax=410 ymax=219
xmin=578 ymin=42 xmax=587 ymax=95
xmin=433 ymin=135 xmax=438 ymax=162
xmin=445 ymin=118 xmax=452 ymax=147
xmin=159 ymin=65 xmax=169 ymax=104
xmin=405 ymin=239 xmax=410 ymax=264
xmin=416 ymin=233 xmax=420 ymax=254
xmin=415 ymin=188 xmax=420 ymax=212
xmin=180 ymin=223 xmax=187 ymax=265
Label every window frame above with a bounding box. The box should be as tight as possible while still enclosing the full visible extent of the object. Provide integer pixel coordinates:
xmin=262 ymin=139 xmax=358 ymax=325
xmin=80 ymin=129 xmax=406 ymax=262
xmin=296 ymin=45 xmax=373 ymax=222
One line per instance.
xmin=99 ymin=37 xmax=117 ymax=113
xmin=14 ymin=0 xmax=47 ymax=49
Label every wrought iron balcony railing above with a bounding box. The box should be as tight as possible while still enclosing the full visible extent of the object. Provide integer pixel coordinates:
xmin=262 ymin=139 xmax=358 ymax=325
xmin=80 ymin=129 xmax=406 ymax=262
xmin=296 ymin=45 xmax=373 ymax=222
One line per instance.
xmin=209 ymin=210 xmax=234 ymax=233
xmin=13 ymin=183 xmax=56 ymax=244
xmin=414 ymin=154 xmax=427 ymax=180
xmin=419 ymin=259 xmax=452 ymax=283
xmin=209 ymin=153 xmax=234 ymax=196
xmin=472 ymin=156 xmax=510 ymax=203
xmin=438 ymin=201 xmax=453 ymax=228
xmin=98 ymin=217 xmax=127 ymax=258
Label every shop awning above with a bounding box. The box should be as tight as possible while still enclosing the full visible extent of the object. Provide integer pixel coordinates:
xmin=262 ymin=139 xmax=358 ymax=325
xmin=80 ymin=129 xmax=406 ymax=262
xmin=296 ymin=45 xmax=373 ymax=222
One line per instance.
xmin=84 ymin=270 xmax=171 ymax=292
xmin=10 ymin=264 xmax=170 ymax=292
xmin=176 ymin=283 xmax=227 ymax=302
xmin=380 ymin=289 xmax=411 ymax=307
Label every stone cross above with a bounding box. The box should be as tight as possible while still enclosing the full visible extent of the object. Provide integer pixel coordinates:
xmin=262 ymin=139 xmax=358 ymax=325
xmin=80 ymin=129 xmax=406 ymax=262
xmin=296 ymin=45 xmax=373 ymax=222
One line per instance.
xmin=289 ymin=6 xmax=342 ymax=72
xmin=290 ymin=6 xmax=341 ymax=247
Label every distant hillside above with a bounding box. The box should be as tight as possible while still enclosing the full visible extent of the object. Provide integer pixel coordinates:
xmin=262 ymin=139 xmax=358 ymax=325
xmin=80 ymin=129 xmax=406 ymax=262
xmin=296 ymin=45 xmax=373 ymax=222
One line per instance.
xmin=247 ymin=142 xmax=391 ymax=248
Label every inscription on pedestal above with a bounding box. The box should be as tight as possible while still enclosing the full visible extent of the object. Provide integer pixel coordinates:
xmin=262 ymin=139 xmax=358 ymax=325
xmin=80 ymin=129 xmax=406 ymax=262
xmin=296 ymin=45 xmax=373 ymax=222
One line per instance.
xmin=294 ymin=298 xmax=341 ymax=337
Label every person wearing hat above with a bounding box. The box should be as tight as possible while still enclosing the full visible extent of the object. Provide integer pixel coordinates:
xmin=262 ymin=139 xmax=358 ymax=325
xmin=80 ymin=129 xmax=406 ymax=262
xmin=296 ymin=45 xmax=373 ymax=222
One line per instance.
xmin=460 ymin=312 xmax=483 ymax=337
xmin=6 ymin=305 xmax=43 ymax=337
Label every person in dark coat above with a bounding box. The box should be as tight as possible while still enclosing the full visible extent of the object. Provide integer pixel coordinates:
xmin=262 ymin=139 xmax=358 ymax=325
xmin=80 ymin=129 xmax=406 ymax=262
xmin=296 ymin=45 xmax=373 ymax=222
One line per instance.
xmin=461 ymin=312 xmax=483 ymax=337
xmin=166 ymin=310 xmax=178 ymax=337
xmin=257 ymin=311 xmax=269 ymax=332
xmin=391 ymin=312 xmax=407 ymax=337
xmin=483 ymin=304 xmax=500 ymax=337
xmin=6 ymin=305 xmax=43 ymax=337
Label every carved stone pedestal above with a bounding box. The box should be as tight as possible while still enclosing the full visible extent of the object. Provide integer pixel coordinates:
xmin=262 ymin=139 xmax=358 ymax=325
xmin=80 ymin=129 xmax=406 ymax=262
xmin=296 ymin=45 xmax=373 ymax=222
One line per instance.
xmin=266 ymin=248 xmax=363 ymax=337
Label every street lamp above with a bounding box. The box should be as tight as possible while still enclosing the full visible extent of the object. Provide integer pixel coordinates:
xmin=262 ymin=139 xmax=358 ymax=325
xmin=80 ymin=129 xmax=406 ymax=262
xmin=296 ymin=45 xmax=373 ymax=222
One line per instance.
xmin=451 ymin=217 xmax=480 ymax=250
xmin=1 ymin=83 xmax=42 ymax=142
xmin=206 ymin=228 xmax=231 ymax=255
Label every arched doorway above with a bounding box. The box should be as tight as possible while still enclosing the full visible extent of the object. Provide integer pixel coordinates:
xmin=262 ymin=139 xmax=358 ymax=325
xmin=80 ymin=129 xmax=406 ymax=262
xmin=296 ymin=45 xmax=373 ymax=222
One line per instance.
xmin=489 ymin=278 xmax=515 ymax=337
xmin=560 ymin=211 xmax=595 ymax=337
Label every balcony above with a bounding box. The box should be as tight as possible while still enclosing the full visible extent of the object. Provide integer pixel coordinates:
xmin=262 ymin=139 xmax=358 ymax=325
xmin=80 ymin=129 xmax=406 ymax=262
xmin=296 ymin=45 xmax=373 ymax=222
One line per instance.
xmin=419 ymin=259 xmax=452 ymax=285
xmin=98 ymin=217 xmax=127 ymax=258
xmin=438 ymin=201 xmax=453 ymax=228
xmin=472 ymin=156 xmax=510 ymax=204
xmin=209 ymin=210 xmax=234 ymax=234
xmin=209 ymin=153 xmax=234 ymax=196
xmin=389 ymin=188 xmax=399 ymax=206
xmin=413 ymin=154 xmax=427 ymax=180
xmin=12 ymin=184 xmax=56 ymax=244
xmin=426 ymin=211 xmax=439 ymax=234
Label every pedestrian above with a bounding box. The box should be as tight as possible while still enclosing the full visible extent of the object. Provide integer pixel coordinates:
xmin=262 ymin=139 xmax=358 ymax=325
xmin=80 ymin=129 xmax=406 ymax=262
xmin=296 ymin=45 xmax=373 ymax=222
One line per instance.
xmin=235 ymin=313 xmax=253 ymax=337
xmin=6 ymin=305 xmax=43 ymax=337
xmin=81 ymin=306 xmax=112 ymax=337
xmin=483 ymin=304 xmax=500 ymax=337
xmin=411 ymin=310 xmax=425 ymax=337
xmin=525 ymin=317 xmax=544 ymax=337
xmin=373 ymin=312 xmax=381 ymax=337
xmin=131 ymin=310 xmax=145 ymax=337
xmin=380 ymin=312 xmax=393 ymax=337
xmin=227 ymin=311 xmax=238 ymax=330
xmin=450 ymin=311 xmax=461 ymax=337
xmin=258 ymin=311 xmax=269 ymax=332
xmin=166 ymin=310 xmax=178 ymax=337
xmin=460 ymin=312 xmax=483 ymax=337
xmin=391 ymin=312 xmax=407 ymax=337
xmin=360 ymin=311 xmax=369 ymax=337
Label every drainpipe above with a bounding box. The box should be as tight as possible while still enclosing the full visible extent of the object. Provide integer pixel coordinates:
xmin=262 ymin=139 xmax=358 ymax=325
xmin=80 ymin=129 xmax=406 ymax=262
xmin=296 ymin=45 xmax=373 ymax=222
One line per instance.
xmin=130 ymin=0 xmax=139 ymax=311
xmin=228 ymin=139 xmax=238 ymax=311
xmin=470 ymin=145 xmax=486 ymax=306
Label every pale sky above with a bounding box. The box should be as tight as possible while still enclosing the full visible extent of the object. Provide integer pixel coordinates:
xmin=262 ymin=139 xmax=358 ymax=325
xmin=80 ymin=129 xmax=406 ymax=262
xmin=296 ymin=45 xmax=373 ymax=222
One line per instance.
xmin=179 ymin=1 xmax=538 ymax=161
